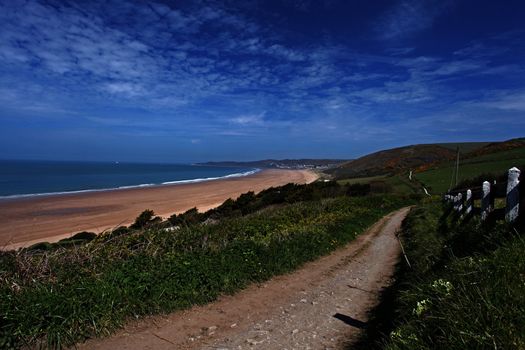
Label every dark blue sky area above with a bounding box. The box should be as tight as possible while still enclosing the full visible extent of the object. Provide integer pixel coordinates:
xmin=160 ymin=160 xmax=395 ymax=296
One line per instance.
xmin=1 ymin=0 xmax=524 ymax=162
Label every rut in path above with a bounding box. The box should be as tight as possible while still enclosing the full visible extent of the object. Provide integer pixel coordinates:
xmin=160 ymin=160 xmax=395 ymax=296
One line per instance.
xmin=79 ymin=207 xmax=410 ymax=350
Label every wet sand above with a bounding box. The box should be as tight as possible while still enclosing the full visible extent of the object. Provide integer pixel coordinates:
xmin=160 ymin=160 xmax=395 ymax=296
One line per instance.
xmin=0 ymin=169 xmax=318 ymax=250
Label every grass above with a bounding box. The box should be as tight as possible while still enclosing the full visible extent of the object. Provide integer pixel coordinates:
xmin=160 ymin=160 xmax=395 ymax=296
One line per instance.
xmin=383 ymin=176 xmax=421 ymax=195
xmin=354 ymin=200 xmax=525 ymax=350
xmin=0 ymin=193 xmax=414 ymax=349
xmin=338 ymin=174 xmax=423 ymax=196
xmin=435 ymin=142 xmax=490 ymax=153
xmin=337 ymin=175 xmax=387 ymax=185
xmin=415 ymin=147 xmax=525 ymax=193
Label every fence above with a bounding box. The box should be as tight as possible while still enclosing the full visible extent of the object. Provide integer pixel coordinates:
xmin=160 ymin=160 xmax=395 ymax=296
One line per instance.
xmin=443 ymin=167 xmax=524 ymax=224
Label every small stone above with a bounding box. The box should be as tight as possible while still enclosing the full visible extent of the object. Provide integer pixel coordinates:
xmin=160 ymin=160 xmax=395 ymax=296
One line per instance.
xmin=230 ymin=323 xmax=237 ymax=328
xmin=292 ymin=329 xmax=299 ymax=334
xmin=203 ymin=325 xmax=217 ymax=335
xmin=300 ymin=299 xmax=307 ymax=303
xmin=246 ymin=338 xmax=265 ymax=345
xmin=311 ymin=301 xmax=318 ymax=305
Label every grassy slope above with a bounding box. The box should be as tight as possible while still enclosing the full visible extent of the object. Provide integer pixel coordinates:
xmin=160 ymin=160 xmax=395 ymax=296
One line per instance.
xmin=337 ymin=175 xmax=387 ymax=185
xmin=328 ymin=144 xmax=457 ymax=179
xmin=415 ymin=147 xmax=525 ymax=193
xmin=338 ymin=174 xmax=423 ymax=196
xmin=354 ymin=201 xmax=525 ymax=350
xmin=435 ymin=142 xmax=489 ymax=153
xmin=0 ymin=194 xmax=413 ymax=348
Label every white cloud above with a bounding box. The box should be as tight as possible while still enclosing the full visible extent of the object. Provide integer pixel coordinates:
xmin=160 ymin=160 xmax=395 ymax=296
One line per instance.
xmin=377 ymin=0 xmax=451 ymax=40
xmin=104 ymin=82 xmax=145 ymax=97
xmin=230 ymin=113 xmax=266 ymax=125
xmin=479 ymin=91 xmax=525 ymax=111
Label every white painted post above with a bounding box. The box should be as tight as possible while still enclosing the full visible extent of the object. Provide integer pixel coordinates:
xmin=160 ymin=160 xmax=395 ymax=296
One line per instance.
xmin=481 ymin=181 xmax=491 ymax=221
xmin=409 ymin=170 xmax=412 ymax=181
xmin=505 ymin=167 xmax=520 ymax=223
xmin=465 ymin=189 xmax=472 ymax=215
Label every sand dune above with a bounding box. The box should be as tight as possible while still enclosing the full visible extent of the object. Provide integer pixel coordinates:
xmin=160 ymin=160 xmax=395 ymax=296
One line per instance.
xmin=0 ymin=169 xmax=318 ymax=250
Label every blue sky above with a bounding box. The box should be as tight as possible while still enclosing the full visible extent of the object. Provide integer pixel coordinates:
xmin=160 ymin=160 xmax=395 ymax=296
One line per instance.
xmin=1 ymin=0 xmax=524 ymax=162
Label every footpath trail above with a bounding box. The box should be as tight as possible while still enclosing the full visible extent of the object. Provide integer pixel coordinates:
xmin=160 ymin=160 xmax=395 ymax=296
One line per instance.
xmin=80 ymin=207 xmax=411 ymax=350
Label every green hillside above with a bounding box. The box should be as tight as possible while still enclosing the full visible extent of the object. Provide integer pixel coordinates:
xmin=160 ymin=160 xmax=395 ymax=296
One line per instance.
xmin=328 ymin=138 xmax=524 ymax=195
xmin=435 ymin=142 xmax=490 ymax=153
xmin=415 ymin=146 xmax=525 ymax=194
xmin=327 ymin=144 xmax=456 ymax=179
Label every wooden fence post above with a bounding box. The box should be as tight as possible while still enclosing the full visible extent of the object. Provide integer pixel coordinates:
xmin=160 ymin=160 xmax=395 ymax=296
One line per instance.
xmin=456 ymin=192 xmax=463 ymax=213
xmin=506 ymin=167 xmax=520 ymax=223
xmin=465 ymin=189 xmax=472 ymax=215
xmin=481 ymin=181 xmax=492 ymax=221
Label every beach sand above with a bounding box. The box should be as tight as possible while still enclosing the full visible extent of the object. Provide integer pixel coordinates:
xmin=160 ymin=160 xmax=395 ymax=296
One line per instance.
xmin=0 ymin=169 xmax=318 ymax=250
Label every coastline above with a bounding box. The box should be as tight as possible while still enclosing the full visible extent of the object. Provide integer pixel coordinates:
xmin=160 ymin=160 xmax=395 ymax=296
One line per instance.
xmin=0 ymin=169 xmax=318 ymax=250
xmin=0 ymin=168 xmax=261 ymax=200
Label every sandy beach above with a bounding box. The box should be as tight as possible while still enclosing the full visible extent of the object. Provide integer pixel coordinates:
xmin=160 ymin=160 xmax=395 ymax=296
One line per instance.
xmin=0 ymin=169 xmax=318 ymax=250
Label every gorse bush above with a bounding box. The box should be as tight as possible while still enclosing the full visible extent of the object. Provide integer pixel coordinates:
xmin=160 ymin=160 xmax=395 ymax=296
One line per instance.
xmin=356 ymin=201 xmax=525 ymax=350
xmin=0 ymin=193 xmax=413 ymax=349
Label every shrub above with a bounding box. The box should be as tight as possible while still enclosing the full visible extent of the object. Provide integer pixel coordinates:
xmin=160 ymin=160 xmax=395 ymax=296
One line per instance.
xmin=130 ymin=209 xmax=156 ymax=229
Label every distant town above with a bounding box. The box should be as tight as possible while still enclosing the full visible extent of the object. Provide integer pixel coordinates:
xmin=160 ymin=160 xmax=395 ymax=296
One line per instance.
xmin=198 ymin=159 xmax=350 ymax=170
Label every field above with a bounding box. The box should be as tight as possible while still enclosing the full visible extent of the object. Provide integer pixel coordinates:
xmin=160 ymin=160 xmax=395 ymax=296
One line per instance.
xmin=337 ymin=175 xmax=387 ymax=185
xmin=0 ymin=182 xmax=414 ymax=349
xmin=415 ymin=147 xmax=525 ymax=194
xmin=338 ymin=174 xmax=422 ymax=196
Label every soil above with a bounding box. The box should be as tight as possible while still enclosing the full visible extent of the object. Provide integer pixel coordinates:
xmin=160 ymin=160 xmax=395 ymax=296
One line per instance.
xmin=79 ymin=207 xmax=410 ymax=350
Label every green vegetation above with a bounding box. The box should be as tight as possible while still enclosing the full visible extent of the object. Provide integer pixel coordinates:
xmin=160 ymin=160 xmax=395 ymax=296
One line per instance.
xmin=415 ymin=147 xmax=525 ymax=193
xmin=435 ymin=142 xmax=489 ymax=153
xmin=337 ymin=175 xmax=387 ymax=185
xmin=338 ymin=174 xmax=422 ymax=196
xmin=0 ymin=181 xmax=415 ymax=349
xmin=355 ymin=201 xmax=525 ymax=349
xmin=328 ymin=144 xmax=457 ymax=179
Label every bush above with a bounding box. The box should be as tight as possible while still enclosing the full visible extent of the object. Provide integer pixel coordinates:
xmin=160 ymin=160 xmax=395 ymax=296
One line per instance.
xmin=130 ymin=209 xmax=156 ymax=229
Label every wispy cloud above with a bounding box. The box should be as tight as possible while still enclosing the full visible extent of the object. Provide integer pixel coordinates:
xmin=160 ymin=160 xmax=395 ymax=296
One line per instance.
xmin=476 ymin=90 xmax=525 ymax=112
xmin=0 ymin=0 xmax=524 ymax=161
xmin=230 ymin=113 xmax=266 ymax=126
xmin=377 ymin=0 xmax=451 ymax=40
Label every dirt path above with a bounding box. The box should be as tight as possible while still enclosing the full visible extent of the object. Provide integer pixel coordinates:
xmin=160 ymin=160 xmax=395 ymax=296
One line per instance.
xmin=79 ymin=207 xmax=410 ymax=350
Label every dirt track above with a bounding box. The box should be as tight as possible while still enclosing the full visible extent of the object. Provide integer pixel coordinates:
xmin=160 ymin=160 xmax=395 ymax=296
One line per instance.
xmin=79 ymin=207 xmax=410 ymax=350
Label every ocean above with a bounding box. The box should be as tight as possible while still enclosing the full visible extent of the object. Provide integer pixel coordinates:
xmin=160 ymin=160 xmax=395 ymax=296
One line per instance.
xmin=0 ymin=160 xmax=258 ymax=198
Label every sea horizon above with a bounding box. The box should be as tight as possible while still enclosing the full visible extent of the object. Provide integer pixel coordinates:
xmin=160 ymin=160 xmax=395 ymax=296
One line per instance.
xmin=0 ymin=159 xmax=259 ymax=199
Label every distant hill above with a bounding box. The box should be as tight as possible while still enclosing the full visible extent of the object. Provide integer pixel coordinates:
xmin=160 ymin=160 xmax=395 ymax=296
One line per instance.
xmin=415 ymin=138 xmax=525 ymax=193
xmin=327 ymin=144 xmax=458 ymax=179
xmin=198 ymin=159 xmax=349 ymax=170
xmin=462 ymin=138 xmax=525 ymax=159
xmin=436 ymin=142 xmax=490 ymax=153
xmin=327 ymin=138 xmax=524 ymax=182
